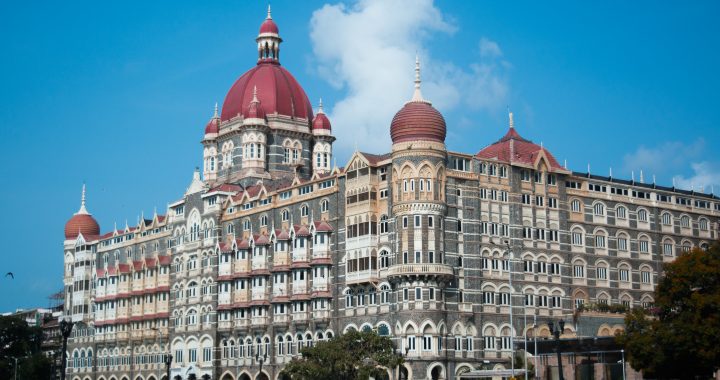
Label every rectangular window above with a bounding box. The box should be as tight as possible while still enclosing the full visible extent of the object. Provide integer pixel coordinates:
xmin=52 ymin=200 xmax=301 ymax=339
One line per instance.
xmin=574 ymin=265 xmax=585 ymax=278
xmin=641 ymin=271 xmax=651 ymax=284
xmin=619 ymin=269 xmax=630 ymax=282
xmin=597 ymin=267 xmax=607 ymax=280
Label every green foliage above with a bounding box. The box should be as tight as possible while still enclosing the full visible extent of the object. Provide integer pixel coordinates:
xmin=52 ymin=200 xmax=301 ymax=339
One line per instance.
xmin=617 ymin=243 xmax=720 ymax=379
xmin=281 ymin=329 xmax=403 ymax=380
xmin=0 ymin=316 xmax=51 ymax=379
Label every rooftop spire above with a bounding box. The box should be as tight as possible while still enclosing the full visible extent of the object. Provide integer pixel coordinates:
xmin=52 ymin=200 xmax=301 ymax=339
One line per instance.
xmin=213 ymin=102 xmax=219 ymax=118
xmin=252 ymin=85 xmax=259 ymax=104
xmin=267 ymin=4 xmax=272 ymax=19
xmin=318 ymin=98 xmax=324 ymax=114
xmin=77 ymin=184 xmax=89 ymax=215
xmin=410 ymin=54 xmax=426 ymax=103
xmin=508 ymin=107 xmax=514 ymax=129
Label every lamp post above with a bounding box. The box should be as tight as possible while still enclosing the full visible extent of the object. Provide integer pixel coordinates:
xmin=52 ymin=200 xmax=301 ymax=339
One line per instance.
xmin=59 ymin=319 xmax=75 ymax=380
xmin=548 ymin=319 xmax=565 ymax=380
xmin=256 ymin=351 xmax=268 ymax=379
xmin=164 ymin=353 xmax=173 ymax=380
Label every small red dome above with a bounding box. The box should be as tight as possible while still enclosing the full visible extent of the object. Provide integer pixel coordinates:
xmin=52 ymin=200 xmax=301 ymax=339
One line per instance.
xmin=390 ymin=101 xmax=446 ymax=144
xmin=221 ymin=63 xmax=313 ymax=122
xmin=259 ymin=18 xmax=279 ymax=35
xmin=204 ymin=117 xmax=219 ymax=135
xmin=65 ymin=213 xmax=100 ymax=240
xmin=312 ymin=112 xmax=331 ymax=131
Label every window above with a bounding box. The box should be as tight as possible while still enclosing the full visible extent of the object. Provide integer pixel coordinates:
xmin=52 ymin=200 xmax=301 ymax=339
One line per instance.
xmin=573 ymin=264 xmax=585 ymax=278
xmin=595 ymin=234 xmax=606 ymax=248
xmin=597 ymin=266 xmax=607 ymax=280
xmin=414 ymin=215 xmax=421 ymax=228
xmin=617 ymin=235 xmax=628 ymax=251
xmin=402 ymin=217 xmax=408 ymax=229
xmin=638 ymin=209 xmax=648 ymax=222
xmin=616 ymin=206 xmax=627 ymax=219
xmin=641 ymin=270 xmax=651 ymax=284
xmin=571 ymin=199 xmax=582 ymax=212
xmin=572 ymin=230 xmax=584 ymax=246
xmin=661 ymin=213 xmax=672 ymax=225
xmin=301 ymin=205 xmax=309 ymax=217
xmin=699 ymin=218 xmax=709 ymax=230
xmin=593 ymin=203 xmax=605 ymax=216
xmin=680 ymin=215 xmax=690 ymax=228
xmin=321 ymin=200 xmax=329 ymax=213
xmin=619 ymin=267 xmax=630 ymax=282
xmin=639 ymin=238 xmax=649 ymax=253
xmin=663 ymin=241 xmax=674 ymax=256
xmin=406 ymin=336 xmax=416 ymax=352
xmin=422 ymin=335 xmax=433 ymax=351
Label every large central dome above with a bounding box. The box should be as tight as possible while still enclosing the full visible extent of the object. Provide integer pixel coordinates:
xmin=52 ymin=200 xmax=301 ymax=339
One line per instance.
xmin=220 ymin=8 xmax=313 ymax=123
xmin=220 ymin=64 xmax=313 ymax=122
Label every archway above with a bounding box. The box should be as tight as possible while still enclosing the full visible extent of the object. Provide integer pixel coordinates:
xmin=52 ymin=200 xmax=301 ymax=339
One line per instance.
xmin=239 ymin=374 xmax=252 ymax=380
xmin=431 ymin=365 xmax=443 ymax=380
xmin=256 ymin=372 xmax=269 ymax=380
xmin=399 ymin=366 xmax=409 ymax=380
xmin=278 ymin=372 xmax=291 ymax=380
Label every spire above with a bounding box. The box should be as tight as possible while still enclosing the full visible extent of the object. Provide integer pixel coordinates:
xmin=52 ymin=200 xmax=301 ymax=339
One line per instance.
xmin=318 ymin=98 xmax=324 ymax=114
xmin=267 ymin=4 xmax=272 ymax=19
xmin=213 ymin=102 xmax=219 ymax=118
xmin=77 ymin=184 xmax=89 ymax=215
xmin=508 ymin=107 xmax=514 ymax=129
xmin=252 ymin=85 xmax=259 ymax=104
xmin=410 ymin=54 xmax=426 ymax=103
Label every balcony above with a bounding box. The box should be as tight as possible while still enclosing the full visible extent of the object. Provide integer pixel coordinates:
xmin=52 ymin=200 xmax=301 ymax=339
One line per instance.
xmin=346 ymin=269 xmax=379 ymax=285
xmin=386 ymin=263 xmax=454 ymax=281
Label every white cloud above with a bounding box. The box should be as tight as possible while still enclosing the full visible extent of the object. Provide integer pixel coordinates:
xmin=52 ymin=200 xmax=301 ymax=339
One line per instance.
xmin=673 ymin=161 xmax=720 ymax=193
xmin=622 ymin=138 xmax=720 ymax=193
xmin=622 ymin=139 xmax=705 ymax=175
xmin=309 ymin=0 xmax=509 ymax=156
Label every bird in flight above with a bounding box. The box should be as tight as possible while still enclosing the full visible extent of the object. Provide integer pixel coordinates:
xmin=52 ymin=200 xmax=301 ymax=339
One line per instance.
xmin=5 ymin=272 xmax=14 ymax=279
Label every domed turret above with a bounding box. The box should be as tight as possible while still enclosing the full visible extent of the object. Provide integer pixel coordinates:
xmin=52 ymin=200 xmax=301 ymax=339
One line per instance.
xmin=390 ymin=57 xmax=446 ymax=144
xmin=312 ymin=98 xmax=331 ymax=132
xmin=204 ymin=103 xmax=220 ymax=136
xmin=64 ymin=185 xmax=100 ymax=239
xmin=220 ymin=8 xmax=313 ymax=124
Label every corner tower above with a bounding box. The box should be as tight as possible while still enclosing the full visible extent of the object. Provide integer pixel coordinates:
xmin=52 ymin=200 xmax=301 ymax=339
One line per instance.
xmin=387 ymin=58 xmax=453 ymax=359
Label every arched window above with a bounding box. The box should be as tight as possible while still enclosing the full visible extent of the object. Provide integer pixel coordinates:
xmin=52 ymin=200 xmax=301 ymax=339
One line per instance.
xmin=321 ymin=199 xmax=329 ymax=213
xmin=616 ymin=205 xmax=627 ymax=219
xmin=571 ymin=199 xmax=582 ymax=213
xmin=282 ymin=210 xmax=290 ymax=222
xmin=699 ymin=218 xmax=709 ymax=231
xmin=380 ymin=284 xmax=391 ymax=303
xmin=260 ymin=215 xmax=268 ymax=227
xmin=301 ymin=205 xmax=309 ymax=217
xmin=661 ymin=212 xmax=672 ymax=225
xmin=379 ymin=250 xmax=390 ymax=268
xmin=593 ymin=203 xmax=605 ymax=216
xmin=680 ymin=215 xmax=691 ymax=228
xmin=379 ymin=215 xmax=389 ymax=234
xmin=638 ymin=209 xmax=648 ymax=222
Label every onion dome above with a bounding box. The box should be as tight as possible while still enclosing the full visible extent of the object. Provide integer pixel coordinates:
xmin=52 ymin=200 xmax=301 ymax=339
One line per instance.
xmin=220 ymin=8 xmax=313 ymax=123
xmin=65 ymin=185 xmax=100 ymax=239
xmin=243 ymin=86 xmax=266 ymax=124
xmin=204 ymin=103 xmax=220 ymax=135
xmin=390 ymin=56 xmax=446 ymax=144
xmin=312 ymin=98 xmax=331 ymax=131
xmin=259 ymin=5 xmax=279 ymax=35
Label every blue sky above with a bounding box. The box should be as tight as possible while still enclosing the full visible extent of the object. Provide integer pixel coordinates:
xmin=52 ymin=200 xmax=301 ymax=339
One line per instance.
xmin=0 ymin=0 xmax=718 ymax=311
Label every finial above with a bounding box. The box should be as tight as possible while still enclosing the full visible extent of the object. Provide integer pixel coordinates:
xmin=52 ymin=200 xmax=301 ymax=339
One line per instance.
xmin=631 ymin=171 xmax=635 ymax=182
xmin=114 ymin=221 xmax=118 ymax=232
xmin=213 ymin=102 xmax=218 ymax=118
xmin=712 ymin=184 xmax=715 ymax=195
xmin=609 ymin=167 xmax=613 ymax=178
xmin=411 ymin=54 xmax=425 ymax=102
xmin=564 ymin=159 xmax=567 ymax=169
xmin=508 ymin=106 xmax=514 ymax=129
xmin=640 ymin=170 xmax=644 ymax=184
xmin=77 ymin=183 xmax=89 ymax=215
xmin=251 ymin=85 xmax=259 ymax=104
xmin=672 ymin=177 xmax=676 ymax=188
xmin=652 ymin=174 xmax=656 ymax=184
xmin=587 ymin=163 xmax=591 ymax=175
xmin=267 ymin=4 xmax=272 ymax=19
xmin=318 ymin=98 xmax=324 ymax=114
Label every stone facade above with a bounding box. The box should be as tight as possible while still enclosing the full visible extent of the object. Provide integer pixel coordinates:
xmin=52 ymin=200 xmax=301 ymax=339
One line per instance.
xmin=60 ymin=9 xmax=720 ymax=380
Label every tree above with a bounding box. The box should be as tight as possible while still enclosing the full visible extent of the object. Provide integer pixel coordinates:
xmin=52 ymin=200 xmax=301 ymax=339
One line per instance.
xmin=0 ymin=315 xmax=51 ymax=379
xmin=281 ymin=329 xmax=403 ymax=380
xmin=617 ymin=242 xmax=720 ymax=379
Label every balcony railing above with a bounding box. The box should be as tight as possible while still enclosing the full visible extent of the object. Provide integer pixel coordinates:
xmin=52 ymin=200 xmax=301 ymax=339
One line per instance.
xmin=386 ymin=263 xmax=454 ymax=280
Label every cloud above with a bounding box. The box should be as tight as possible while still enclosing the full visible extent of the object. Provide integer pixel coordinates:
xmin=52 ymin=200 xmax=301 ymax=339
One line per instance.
xmin=309 ymin=0 xmax=509 ymax=156
xmin=622 ymin=138 xmax=720 ymax=192
xmin=673 ymin=161 xmax=720 ymax=193
xmin=622 ymin=139 xmax=705 ymax=175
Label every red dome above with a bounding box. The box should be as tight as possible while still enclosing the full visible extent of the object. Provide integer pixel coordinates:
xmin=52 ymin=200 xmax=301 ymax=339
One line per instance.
xmin=390 ymin=101 xmax=446 ymax=144
xmin=221 ymin=63 xmax=313 ymax=123
xmin=312 ymin=112 xmax=331 ymax=130
xmin=259 ymin=18 xmax=279 ymax=35
xmin=204 ymin=117 xmax=219 ymax=135
xmin=65 ymin=213 xmax=100 ymax=240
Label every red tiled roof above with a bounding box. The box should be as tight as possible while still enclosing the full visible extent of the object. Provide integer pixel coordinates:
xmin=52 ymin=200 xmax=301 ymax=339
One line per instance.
xmin=294 ymin=224 xmax=311 ymax=237
xmin=390 ymin=101 xmax=446 ymax=144
xmin=158 ymin=255 xmax=171 ymax=265
xmin=475 ymin=127 xmax=566 ymax=172
xmin=360 ymin=152 xmax=391 ymax=165
xmin=132 ymin=260 xmax=144 ymax=272
xmin=275 ymin=228 xmax=290 ymax=240
xmin=313 ymin=220 xmax=333 ymax=232
xmin=145 ymin=258 xmax=157 ymax=268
